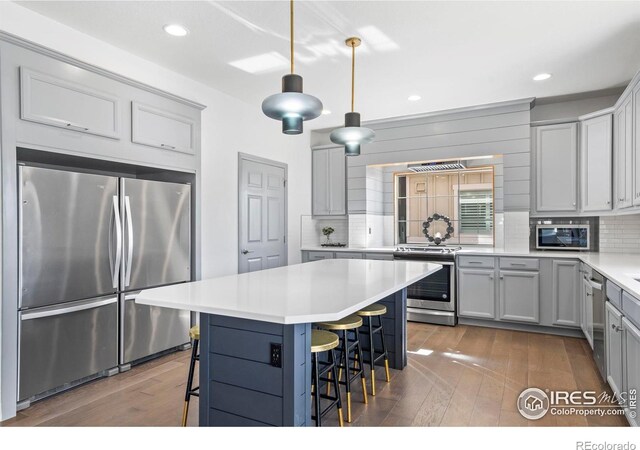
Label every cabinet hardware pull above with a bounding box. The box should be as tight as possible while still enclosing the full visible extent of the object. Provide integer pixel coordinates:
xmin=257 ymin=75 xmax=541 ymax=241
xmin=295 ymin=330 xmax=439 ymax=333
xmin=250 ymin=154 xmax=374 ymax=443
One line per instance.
xmin=65 ymin=122 xmax=89 ymax=131
xmin=611 ymin=324 xmax=623 ymax=332
xmin=468 ymin=261 xmax=482 ymax=264
xmin=510 ymin=263 xmax=526 ymax=266
xmin=160 ymin=143 xmax=176 ymax=149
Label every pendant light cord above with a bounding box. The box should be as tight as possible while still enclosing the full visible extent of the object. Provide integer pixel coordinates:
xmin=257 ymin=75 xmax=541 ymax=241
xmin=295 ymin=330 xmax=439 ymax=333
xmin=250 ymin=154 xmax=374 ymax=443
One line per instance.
xmin=290 ymin=0 xmax=294 ymax=74
xmin=351 ymin=42 xmax=355 ymax=112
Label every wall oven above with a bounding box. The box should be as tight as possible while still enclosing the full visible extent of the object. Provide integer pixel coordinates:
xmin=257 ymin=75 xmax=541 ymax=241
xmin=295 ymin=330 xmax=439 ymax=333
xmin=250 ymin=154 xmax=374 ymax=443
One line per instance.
xmin=535 ymin=224 xmax=590 ymax=250
xmin=393 ymin=246 xmax=458 ymax=326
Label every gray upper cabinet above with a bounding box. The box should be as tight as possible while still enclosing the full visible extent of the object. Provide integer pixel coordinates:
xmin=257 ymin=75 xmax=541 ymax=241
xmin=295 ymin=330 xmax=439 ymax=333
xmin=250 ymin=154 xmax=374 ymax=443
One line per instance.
xmin=551 ymin=260 xmax=580 ymax=327
xmin=20 ymin=67 xmax=120 ymax=140
xmin=131 ymin=101 xmax=196 ymax=154
xmin=458 ymin=268 xmax=496 ymax=319
xmin=614 ymin=93 xmax=634 ymax=209
xmin=580 ymin=114 xmax=613 ymax=211
xmin=312 ymin=147 xmax=346 ymax=216
xmin=534 ymin=123 xmax=578 ymax=212
xmin=499 ymin=270 xmax=540 ymax=323
xmin=634 ymin=84 xmax=640 ymax=207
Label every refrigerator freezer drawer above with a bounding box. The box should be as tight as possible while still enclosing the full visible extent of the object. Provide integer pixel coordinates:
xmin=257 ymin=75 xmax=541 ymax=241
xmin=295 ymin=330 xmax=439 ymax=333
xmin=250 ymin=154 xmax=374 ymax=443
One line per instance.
xmin=19 ymin=296 xmax=118 ymax=401
xmin=122 ymin=295 xmax=190 ymax=364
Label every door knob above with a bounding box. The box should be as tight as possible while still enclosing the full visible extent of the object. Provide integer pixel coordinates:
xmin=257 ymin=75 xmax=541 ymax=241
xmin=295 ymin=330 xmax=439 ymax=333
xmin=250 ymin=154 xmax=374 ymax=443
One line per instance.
xmin=241 ymin=249 xmax=253 ymax=255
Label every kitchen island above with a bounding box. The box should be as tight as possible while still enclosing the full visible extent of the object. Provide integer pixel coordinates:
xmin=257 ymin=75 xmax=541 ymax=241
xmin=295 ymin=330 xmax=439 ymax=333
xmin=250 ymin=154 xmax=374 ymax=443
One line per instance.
xmin=136 ymin=259 xmax=441 ymax=426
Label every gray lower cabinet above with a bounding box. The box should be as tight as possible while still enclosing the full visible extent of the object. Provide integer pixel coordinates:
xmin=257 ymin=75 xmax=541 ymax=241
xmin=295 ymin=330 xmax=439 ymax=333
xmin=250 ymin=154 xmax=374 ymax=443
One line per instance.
xmin=20 ymin=66 xmax=121 ymax=140
xmin=605 ymin=301 xmax=624 ymax=398
xmin=312 ymin=147 xmax=346 ymax=216
xmin=499 ymin=270 xmax=540 ymax=324
xmin=305 ymin=251 xmax=335 ymax=262
xmin=302 ymin=250 xmax=394 ymax=262
xmin=335 ymin=252 xmax=364 ymax=260
xmin=582 ymin=275 xmax=594 ymax=348
xmin=458 ymin=268 xmax=496 ymax=319
xmin=552 ymin=260 xmax=581 ymax=327
xmin=533 ymin=122 xmax=578 ymax=212
xmin=623 ymin=316 xmax=640 ymax=426
xmin=580 ymin=113 xmax=613 ymax=212
xmin=614 ymin=93 xmax=634 ymax=209
xmin=132 ymin=101 xmax=196 ymax=154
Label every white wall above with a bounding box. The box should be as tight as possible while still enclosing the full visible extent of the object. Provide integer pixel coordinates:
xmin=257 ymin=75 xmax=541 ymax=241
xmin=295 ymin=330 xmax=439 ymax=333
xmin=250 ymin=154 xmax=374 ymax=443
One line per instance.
xmin=0 ymin=2 xmax=311 ymax=419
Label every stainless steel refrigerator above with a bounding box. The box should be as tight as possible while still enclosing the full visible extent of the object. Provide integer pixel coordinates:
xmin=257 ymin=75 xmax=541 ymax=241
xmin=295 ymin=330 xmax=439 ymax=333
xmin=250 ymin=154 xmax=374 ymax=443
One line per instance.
xmin=18 ymin=165 xmax=191 ymax=402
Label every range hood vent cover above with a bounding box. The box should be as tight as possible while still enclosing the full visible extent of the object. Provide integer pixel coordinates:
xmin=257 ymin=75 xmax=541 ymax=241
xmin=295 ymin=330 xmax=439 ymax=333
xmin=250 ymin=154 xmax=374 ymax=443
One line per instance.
xmin=407 ymin=162 xmax=466 ymax=173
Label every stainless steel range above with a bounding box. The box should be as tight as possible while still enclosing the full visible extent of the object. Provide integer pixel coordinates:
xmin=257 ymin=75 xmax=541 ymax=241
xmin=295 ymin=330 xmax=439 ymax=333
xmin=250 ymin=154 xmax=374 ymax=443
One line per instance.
xmin=393 ymin=245 xmax=461 ymax=326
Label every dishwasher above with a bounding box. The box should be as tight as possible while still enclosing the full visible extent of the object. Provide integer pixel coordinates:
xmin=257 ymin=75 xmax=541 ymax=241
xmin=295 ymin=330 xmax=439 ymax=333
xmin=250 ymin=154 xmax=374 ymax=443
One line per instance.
xmin=589 ymin=269 xmax=606 ymax=381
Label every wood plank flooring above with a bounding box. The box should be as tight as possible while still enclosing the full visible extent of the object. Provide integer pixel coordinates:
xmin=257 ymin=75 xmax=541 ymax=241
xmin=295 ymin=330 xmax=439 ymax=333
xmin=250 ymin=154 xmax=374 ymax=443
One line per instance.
xmin=1 ymin=322 xmax=627 ymax=427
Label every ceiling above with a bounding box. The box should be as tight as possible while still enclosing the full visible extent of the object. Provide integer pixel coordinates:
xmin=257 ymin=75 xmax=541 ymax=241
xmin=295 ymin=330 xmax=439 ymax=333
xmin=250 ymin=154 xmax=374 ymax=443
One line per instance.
xmin=15 ymin=1 xmax=640 ymax=129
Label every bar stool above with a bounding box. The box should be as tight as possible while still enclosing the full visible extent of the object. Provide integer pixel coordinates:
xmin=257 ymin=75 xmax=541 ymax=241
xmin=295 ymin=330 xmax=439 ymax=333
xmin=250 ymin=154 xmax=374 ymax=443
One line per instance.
xmin=357 ymin=303 xmax=390 ymax=396
xmin=315 ymin=314 xmax=368 ymax=423
xmin=311 ymin=329 xmax=344 ymax=427
xmin=181 ymin=325 xmax=200 ymax=427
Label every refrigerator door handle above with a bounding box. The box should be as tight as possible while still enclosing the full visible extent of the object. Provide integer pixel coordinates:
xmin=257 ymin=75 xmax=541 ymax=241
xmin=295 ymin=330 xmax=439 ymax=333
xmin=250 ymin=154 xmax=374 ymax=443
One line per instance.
xmin=124 ymin=195 xmax=134 ymax=287
xmin=124 ymin=291 xmax=142 ymax=301
xmin=110 ymin=195 xmax=123 ymax=289
xmin=21 ymin=296 xmax=118 ymax=321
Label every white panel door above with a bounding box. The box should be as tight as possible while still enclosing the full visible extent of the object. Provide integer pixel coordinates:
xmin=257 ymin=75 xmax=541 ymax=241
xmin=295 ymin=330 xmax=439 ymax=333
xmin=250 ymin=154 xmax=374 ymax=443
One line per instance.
xmin=535 ymin=123 xmax=578 ymax=212
xmin=580 ymin=114 xmax=612 ymax=211
xmin=239 ymin=156 xmax=287 ymax=273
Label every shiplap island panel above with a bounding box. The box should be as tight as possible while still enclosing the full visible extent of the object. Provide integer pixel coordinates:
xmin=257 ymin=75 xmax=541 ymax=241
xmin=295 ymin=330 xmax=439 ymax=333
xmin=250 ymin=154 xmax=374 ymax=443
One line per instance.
xmin=136 ymin=259 xmax=441 ymax=426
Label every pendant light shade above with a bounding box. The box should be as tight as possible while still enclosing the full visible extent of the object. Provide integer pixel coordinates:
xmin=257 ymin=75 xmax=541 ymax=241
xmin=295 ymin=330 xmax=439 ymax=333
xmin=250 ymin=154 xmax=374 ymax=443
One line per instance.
xmin=330 ymin=37 xmax=375 ymax=156
xmin=261 ymin=0 xmax=323 ymax=135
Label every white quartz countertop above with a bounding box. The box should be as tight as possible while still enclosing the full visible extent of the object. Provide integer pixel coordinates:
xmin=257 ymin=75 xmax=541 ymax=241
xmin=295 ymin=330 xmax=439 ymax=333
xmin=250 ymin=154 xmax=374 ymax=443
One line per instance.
xmin=301 ymin=246 xmax=396 ymax=253
xmin=136 ymin=259 xmax=442 ymax=324
xmin=459 ymin=248 xmax=640 ymax=301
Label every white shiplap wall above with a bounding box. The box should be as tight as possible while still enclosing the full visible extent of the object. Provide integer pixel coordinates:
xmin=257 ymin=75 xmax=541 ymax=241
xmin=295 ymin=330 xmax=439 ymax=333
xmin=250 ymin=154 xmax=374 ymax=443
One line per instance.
xmin=600 ymin=214 xmax=640 ymax=254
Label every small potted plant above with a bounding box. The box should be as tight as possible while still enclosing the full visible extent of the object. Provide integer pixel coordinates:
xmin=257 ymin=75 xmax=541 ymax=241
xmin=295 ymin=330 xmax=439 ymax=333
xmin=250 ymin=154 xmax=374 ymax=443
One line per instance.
xmin=322 ymin=226 xmax=335 ymax=245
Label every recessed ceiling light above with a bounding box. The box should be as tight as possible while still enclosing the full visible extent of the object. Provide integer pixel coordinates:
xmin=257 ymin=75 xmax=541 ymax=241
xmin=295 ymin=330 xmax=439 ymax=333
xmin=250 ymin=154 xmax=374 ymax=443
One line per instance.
xmin=321 ymin=110 xmax=332 ymax=115
xmin=533 ymin=73 xmax=552 ymax=81
xmin=408 ymin=95 xmax=421 ymax=102
xmin=163 ymin=24 xmax=189 ymax=37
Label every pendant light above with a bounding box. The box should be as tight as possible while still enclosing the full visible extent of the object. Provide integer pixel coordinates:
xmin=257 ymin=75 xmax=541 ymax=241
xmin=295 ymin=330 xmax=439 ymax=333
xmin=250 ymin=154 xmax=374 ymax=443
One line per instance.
xmin=261 ymin=0 xmax=323 ymax=135
xmin=330 ymin=37 xmax=375 ymax=156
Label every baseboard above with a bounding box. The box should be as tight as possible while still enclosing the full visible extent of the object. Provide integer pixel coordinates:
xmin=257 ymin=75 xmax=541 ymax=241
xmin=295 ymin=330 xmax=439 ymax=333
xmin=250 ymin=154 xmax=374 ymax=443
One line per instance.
xmin=457 ymin=317 xmax=585 ymax=338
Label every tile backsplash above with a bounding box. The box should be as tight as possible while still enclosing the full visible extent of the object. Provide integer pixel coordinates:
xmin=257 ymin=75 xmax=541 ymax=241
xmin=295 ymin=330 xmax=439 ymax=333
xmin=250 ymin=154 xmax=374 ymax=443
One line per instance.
xmin=300 ymin=215 xmax=348 ymax=247
xmin=600 ymin=214 xmax=640 ymax=253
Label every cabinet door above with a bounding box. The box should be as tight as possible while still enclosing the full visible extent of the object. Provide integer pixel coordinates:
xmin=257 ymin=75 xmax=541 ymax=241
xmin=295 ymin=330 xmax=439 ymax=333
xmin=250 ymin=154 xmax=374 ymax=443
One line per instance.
xmin=132 ymin=102 xmax=196 ymax=154
xmin=580 ymin=114 xmax=613 ymax=211
xmin=499 ymin=270 xmax=540 ymax=323
xmin=328 ymin=147 xmax=346 ymax=215
xmin=458 ymin=268 xmax=496 ymax=319
xmin=20 ymin=67 xmax=120 ymax=139
xmin=335 ymin=252 xmax=363 ymax=259
xmin=312 ymin=149 xmax=330 ymax=216
xmin=552 ymin=260 xmax=581 ymax=327
xmin=623 ymin=316 xmax=640 ymax=426
xmin=614 ymin=94 xmax=633 ymax=209
xmin=583 ymin=277 xmax=594 ymax=348
xmin=535 ymin=123 xmax=578 ymax=212
xmin=605 ymin=302 xmax=624 ymax=398
xmin=634 ymin=84 xmax=640 ymax=206
xmin=307 ymin=251 xmax=334 ymax=261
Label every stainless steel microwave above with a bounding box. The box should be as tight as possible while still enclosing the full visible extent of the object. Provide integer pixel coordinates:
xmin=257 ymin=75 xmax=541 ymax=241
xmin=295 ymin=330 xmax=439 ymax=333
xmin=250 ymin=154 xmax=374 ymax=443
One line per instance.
xmin=535 ymin=224 xmax=590 ymax=250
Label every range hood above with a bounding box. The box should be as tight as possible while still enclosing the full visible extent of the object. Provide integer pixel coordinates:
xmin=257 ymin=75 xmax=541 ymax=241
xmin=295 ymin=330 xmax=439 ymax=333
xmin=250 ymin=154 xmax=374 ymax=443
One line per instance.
xmin=407 ymin=162 xmax=466 ymax=173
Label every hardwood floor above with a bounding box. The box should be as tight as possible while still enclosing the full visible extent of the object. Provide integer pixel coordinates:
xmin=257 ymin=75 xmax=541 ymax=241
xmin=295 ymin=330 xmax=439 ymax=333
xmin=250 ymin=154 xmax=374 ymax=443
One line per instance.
xmin=1 ymin=322 xmax=627 ymax=427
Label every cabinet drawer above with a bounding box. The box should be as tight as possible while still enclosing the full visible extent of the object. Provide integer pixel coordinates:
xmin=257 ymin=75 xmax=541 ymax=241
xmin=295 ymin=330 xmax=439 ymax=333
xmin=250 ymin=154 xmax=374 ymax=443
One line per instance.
xmin=20 ymin=67 xmax=120 ymax=139
xmin=307 ymin=251 xmax=334 ymax=261
xmin=364 ymin=253 xmax=394 ymax=261
xmin=335 ymin=252 xmax=363 ymax=259
xmin=458 ymin=256 xmax=495 ymax=269
xmin=622 ymin=291 xmax=640 ymax=329
xmin=606 ymin=280 xmax=623 ymax=310
xmin=132 ymin=101 xmax=196 ymax=154
xmin=499 ymin=257 xmax=539 ymax=271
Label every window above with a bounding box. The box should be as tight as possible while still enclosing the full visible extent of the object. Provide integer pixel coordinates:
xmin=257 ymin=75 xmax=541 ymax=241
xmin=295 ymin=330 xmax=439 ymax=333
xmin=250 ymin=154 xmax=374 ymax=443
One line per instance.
xmin=395 ymin=162 xmax=494 ymax=246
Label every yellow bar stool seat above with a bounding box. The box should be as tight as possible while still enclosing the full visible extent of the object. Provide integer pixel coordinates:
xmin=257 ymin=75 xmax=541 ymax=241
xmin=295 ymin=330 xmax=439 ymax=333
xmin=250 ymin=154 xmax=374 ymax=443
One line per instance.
xmin=356 ymin=303 xmax=390 ymax=396
xmin=181 ymin=325 xmax=200 ymax=426
xmin=310 ymin=330 xmax=344 ymax=427
xmin=315 ymin=314 xmax=368 ymax=423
